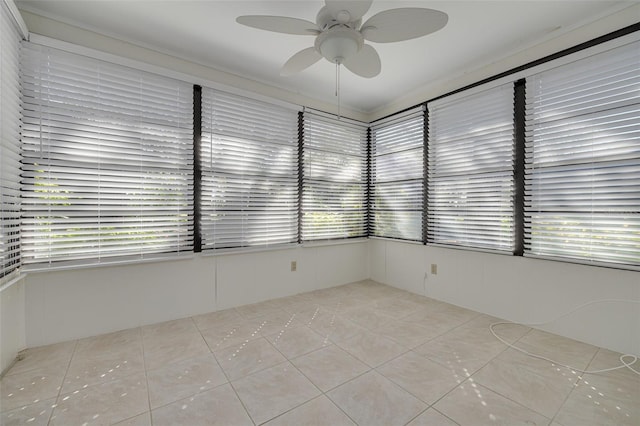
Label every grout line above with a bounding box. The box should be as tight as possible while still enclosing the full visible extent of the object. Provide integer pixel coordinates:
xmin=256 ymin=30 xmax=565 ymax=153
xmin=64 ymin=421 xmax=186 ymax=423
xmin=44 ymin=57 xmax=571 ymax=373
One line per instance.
xmin=138 ymin=326 xmax=153 ymax=424
xmin=46 ymin=339 xmax=78 ymax=426
xmin=206 ymin=335 xmax=257 ymax=426
xmin=323 ymin=393 xmax=361 ymax=426
xmin=460 ymin=326 xmax=589 ymax=422
xmin=141 ymin=320 xmax=239 ymax=415
xmin=257 ymin=320 xmax=367 ymax=425
xmin=255 ymin=345 xmax=324 ymax=424
xmin=324 ymin=392 xmax=362 ymax=426
xmin=254 ymin=394 xmax=321 ymax=425
xmin=403 ymin=406 xmax=431 ymax=426
xmin=423 ymin=382 xmax=470 ymax=419
xmin=323 ymin=366 xmax=373 ymax=394
xmin=548 ymin=347 xmax=600 ymax=425
xmin=432 ymin=407 xmax=462 ymax=426
xmin=475 ymin=382 xmax=554 ymax=422
xmin=464 ymin=345 xmax=566 ymax=421
xmin=228 ymin=364 xmax=285 ymax=426
xmin=373 ymin=349 xmax=464 ymax=409
xmin=297 ymin=348 xmax=372 ymax=426
xmin=36 ymin=330 xmax=150 ymax=423
xmin=115 ymin=411 xmax=150 ymax=425
xmin=415 ymin=324 xmax=527 ymax=414
xmin=412 ymin=369 xmax=474 ymax=416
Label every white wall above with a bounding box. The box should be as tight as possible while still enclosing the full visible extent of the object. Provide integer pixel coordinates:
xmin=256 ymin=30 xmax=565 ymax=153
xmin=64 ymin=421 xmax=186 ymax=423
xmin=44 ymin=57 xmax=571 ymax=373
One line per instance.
xmin=23 ymin=241 xmax=368 ymax=347
xmin=0 ymin=277 xmax=26 ymax=374
xmin=369 ymin=239 xmax=640 ymax=357
xmin=18 ymin=238 xmax=639 ymax=357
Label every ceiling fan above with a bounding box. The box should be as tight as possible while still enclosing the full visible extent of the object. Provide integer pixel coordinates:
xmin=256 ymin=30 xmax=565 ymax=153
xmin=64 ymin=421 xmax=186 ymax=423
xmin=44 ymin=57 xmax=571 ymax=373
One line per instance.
xmin=237 ymin=0 xmax=448 ymax=78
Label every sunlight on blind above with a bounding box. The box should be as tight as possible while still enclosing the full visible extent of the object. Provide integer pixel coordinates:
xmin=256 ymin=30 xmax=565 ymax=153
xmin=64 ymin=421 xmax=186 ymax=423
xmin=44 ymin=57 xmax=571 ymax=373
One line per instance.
xmin=371 ymin=107 xmax=424 ymax=241
xmin=524 ymin=40 xmax=640 ymax=267
xmin=200 ymin=88 xmax=299 ymax=250
xmin=302 ymin=113 xmax=368 ymax=241
xmin=21 ymin=44 xmax=194 ymax=266
xmin=428 ymin=83 xmax=515 ymax=251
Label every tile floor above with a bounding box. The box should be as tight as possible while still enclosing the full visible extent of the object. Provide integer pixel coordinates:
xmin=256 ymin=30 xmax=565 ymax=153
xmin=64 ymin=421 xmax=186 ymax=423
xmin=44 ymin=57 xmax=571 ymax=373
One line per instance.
xmin=1 ymin=280 xmax=638 ymax=426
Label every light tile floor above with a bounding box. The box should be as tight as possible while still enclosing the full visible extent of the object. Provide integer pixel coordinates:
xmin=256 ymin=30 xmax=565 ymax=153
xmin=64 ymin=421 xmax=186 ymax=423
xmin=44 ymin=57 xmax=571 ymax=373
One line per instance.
xmin=1 ymin=280 xmax=638 ymax=426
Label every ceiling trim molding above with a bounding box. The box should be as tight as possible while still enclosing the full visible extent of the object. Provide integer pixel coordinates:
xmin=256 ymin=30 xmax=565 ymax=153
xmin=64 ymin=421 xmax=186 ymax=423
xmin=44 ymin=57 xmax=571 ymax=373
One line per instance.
xmin=2 ymin=0 xmax=28 ymax=39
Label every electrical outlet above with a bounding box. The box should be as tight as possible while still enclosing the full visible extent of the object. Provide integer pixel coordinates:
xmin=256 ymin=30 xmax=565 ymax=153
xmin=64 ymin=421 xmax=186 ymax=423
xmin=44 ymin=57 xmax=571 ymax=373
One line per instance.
xmin=430 ymin=263 xmax=438 ymax=275
xmin=291 ymin=261 xmax=297 ymax=272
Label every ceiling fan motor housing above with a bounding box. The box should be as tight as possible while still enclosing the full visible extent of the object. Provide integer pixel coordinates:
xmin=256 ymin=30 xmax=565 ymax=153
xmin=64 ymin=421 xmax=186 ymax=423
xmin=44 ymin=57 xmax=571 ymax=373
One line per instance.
xmin=315 ymin=27 xmax=364 ymax=64
xmin=236 ymin=1 xmax=448 ymax=77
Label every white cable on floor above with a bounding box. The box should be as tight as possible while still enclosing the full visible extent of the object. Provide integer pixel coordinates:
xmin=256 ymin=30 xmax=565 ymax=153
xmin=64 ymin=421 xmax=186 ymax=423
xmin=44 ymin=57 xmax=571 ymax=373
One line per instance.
xmin=490 ymin=299 xmax=640 ymax=376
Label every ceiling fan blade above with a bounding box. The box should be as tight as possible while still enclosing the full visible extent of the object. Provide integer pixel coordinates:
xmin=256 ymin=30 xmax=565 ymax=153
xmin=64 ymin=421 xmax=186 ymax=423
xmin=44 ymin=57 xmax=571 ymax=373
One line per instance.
xmin=343 ymin=44 xmax=381 ymax=78
xmin=237 ymin=15 xmax=320 ymax=35
xmin=361 ymin=8 xmax=448 ymax=43
xmin=281 ymin=47 xmax=323 ymax=76
xmin=325 ymin=0 xmax=373 ymax=22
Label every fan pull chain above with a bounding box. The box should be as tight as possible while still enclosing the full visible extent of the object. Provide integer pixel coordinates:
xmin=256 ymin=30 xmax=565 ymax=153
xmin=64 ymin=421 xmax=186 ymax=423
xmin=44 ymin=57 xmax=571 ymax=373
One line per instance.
xmin=335 ymin=60 xmax=338 ymax=97
xmin=335 ymin=60 xmax=341 ymax=120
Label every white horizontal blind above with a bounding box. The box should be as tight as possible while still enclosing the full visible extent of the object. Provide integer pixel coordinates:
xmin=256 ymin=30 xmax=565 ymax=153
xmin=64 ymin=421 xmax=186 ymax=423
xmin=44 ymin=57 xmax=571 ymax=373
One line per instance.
xmin=302 ymin=113 xmax=368 ymax=241
xmin=200 ymin=88 xmax=298 ymax=250
xmin=21 ymin=43 xmax=194 ymax=266
xmin=428 ymin=83 xmax=515 ymax=251
xmin=0 ymin=1 xmax=22 ymax=280
xmin=371 ymin=107 xmax=424 ymax=241
xmin=525 ymin=40 xmax=640 ymax=268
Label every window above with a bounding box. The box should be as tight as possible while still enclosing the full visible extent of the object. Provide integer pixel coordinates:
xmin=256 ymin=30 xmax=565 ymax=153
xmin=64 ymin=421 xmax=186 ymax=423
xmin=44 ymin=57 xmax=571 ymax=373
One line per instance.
xmin=301 ymin=112 xmax=368 ymax=241
xmin=370 ymin=107 xmax=424 ymax=241
xmin=427 ymin=83 xmax=516 ymax=251
xmin=21 ymin=44 xmax=194 ymax=266
xmin=524 ymin=40 xmax=640 ymax=268
xmin=0 ymin=1 xmax=23 ymax=280
xmin=200 ymin=88 xmax=299 ymax=250
xmin=12 ymin=24 xmax=637 ymax=270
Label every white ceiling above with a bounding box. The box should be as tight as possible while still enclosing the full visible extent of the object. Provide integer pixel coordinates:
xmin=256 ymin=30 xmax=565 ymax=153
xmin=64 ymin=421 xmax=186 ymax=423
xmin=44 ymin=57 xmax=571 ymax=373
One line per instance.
xmin=16 ymin=1 xmax=635 ymax=116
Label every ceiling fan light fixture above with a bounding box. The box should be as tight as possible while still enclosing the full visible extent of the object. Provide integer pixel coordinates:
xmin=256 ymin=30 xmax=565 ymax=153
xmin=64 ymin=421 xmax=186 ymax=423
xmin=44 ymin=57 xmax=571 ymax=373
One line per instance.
xmin=237 ymin=0 xmax=448 ymax=78
xmin=315 ymin=27 xmax=363 ymax=64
